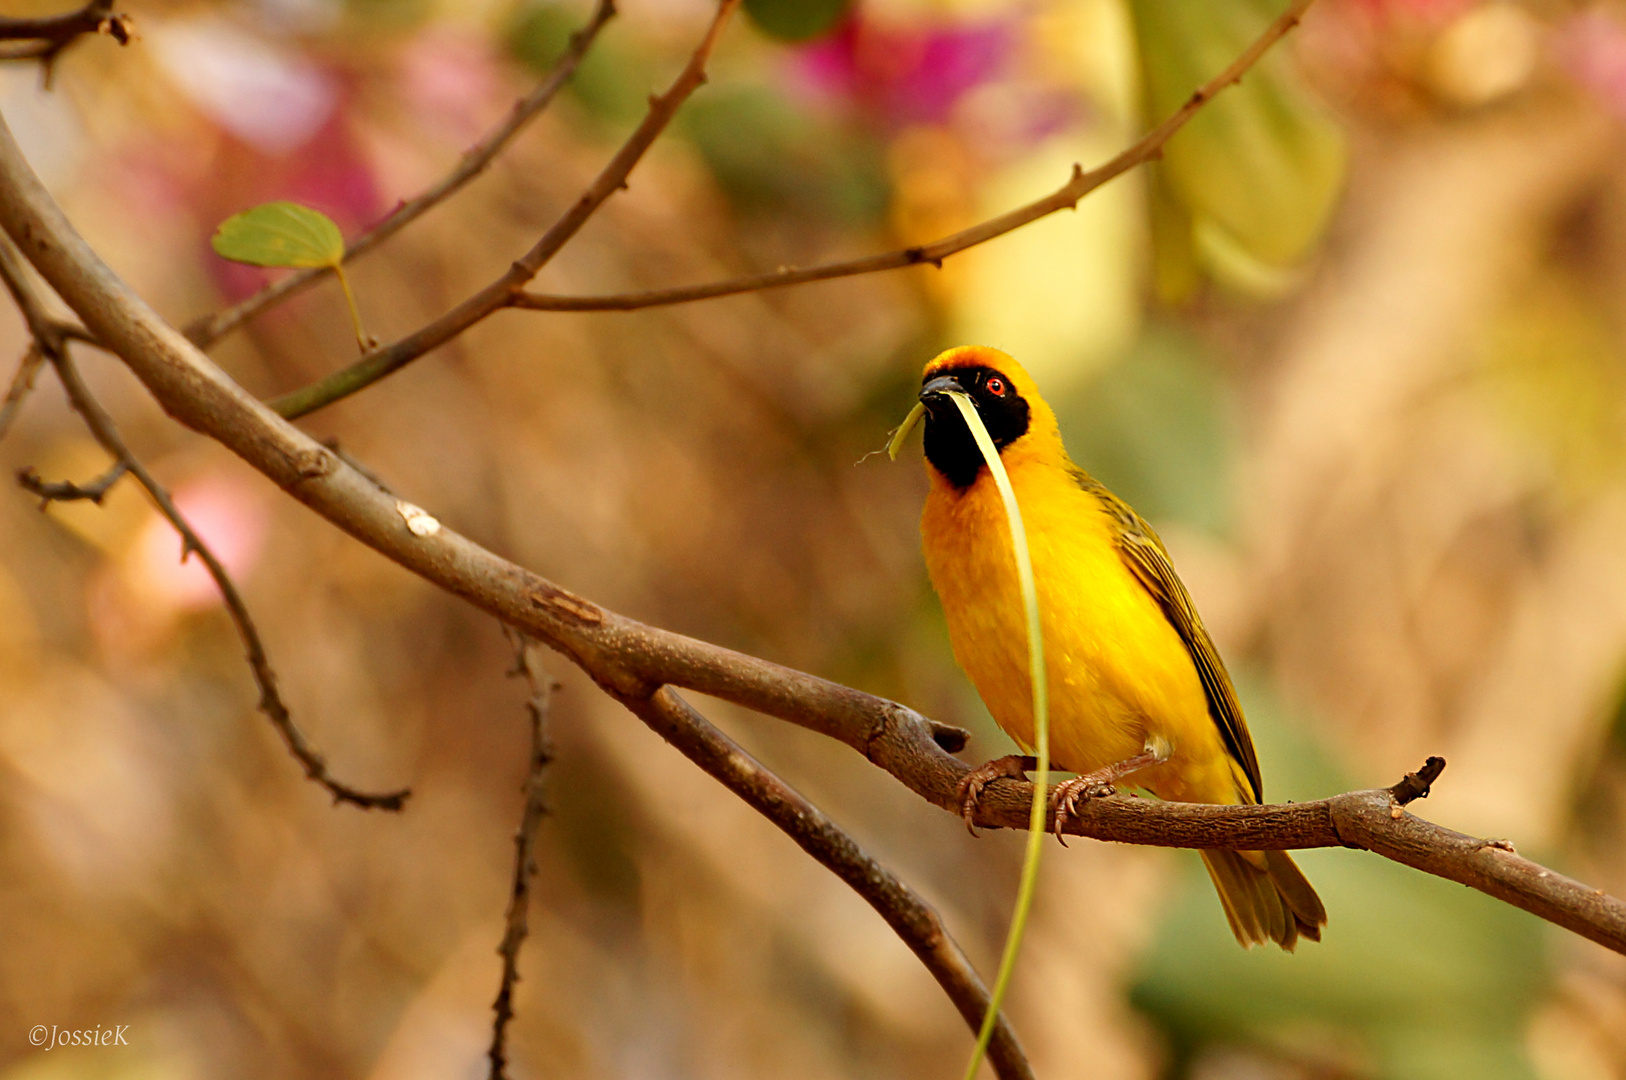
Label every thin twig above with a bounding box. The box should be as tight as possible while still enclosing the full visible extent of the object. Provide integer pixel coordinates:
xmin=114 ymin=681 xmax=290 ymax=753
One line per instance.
xmin=0 ymin=235 xmax=409 ymax=811
xmin=267 ymin=0 xmax=742 ymax=420
xmin=56 ymin=353 xmax=412 ymax=809
xmin=511 ymin=0 xmax=1311 ymax=314
xmin=0 ymin=0 xmax=130 ymax=82
xmin=7 ymin=43 xmax=1626 ymax=959
xmin=267 ymin=0 xmax=1305 ymax=419
xmin=622 ymin=686 xmax=1032 ymax=1080
xmin=489 ymin=627 xmax=556 ymax=1080
xmin=181 ymin=0 xmax=617 ymax=350
xmin=18 ymin=458 xmax=127 ymax=503
xmin=0 ymin=343 xmax=44 ymax=439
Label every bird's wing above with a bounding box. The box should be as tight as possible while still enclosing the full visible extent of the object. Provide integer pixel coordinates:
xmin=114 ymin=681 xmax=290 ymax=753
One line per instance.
xmin=1074 ymin=471 xmax=1264 ymax=803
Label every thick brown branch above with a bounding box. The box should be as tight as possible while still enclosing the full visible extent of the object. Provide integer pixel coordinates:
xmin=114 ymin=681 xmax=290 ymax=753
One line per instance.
xmin=181 ymin=0 xmax=617 ymax=350
xmin=267 ymin=0 xmax=741 ymax=420
xmin=489 ymin=629 xmax=556 ymax=1080
xmin=499 ymin=0 xmax=1308 ymax=315
xmin=622 ymin=685 xmax=1031 ymax=1080
xmin=4 ymin=95 xmax=1626 ymax=958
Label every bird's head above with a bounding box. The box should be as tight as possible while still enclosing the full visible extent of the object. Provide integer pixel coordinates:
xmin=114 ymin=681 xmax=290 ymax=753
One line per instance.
xmin=916 ymin=346 xmax=1058 ymax=489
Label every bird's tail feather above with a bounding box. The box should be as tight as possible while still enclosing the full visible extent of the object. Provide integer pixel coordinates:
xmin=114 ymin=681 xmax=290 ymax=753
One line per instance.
xmin=1200 ymin=849 xmax=1326 ymax=951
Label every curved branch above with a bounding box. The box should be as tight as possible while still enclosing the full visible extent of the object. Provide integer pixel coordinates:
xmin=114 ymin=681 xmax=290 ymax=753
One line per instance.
xmin=268 ymin=0 xmax=741 ymax=420
xmin=268 ymin=0 xmax=1310 ymax=417
xmin=54 ymin=350 xmax=412 ymax=811
xmin=625 ymin=686 xmax=1031 ymax=1080
xmin=3 ymin=91 xmax=1625 ymax=957
xmin=180 ymin=0 xmax=618 ymax=350
xmin=0 ymin=234 xmax=409 ymax=811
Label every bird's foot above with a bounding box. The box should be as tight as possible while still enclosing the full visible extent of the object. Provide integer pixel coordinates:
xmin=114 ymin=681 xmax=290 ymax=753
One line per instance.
xmin=1049 ymin=745 xmax=1169 ymax=840
xmin=956 ymin=754 xmax=1037 ymax=837
xmin=1048 ymin=776 xmax=1118 ymax=844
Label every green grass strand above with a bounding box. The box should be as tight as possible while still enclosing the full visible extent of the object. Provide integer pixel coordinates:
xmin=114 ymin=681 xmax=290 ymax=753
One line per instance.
xmin=946 ymin=392 xmax=1049 ymax=1080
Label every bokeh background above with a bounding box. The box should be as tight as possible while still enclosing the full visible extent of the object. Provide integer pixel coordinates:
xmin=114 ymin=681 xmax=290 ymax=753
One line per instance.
xmin=3 ymin=0 xmax=1626 ymax=1076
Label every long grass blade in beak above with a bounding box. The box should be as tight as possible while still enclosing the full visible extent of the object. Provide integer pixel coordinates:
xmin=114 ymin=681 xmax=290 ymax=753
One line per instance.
xmin=886 ymin=402 xmax=927 ymax=460
xmin=931 ymin=389 xmax=1050 ymax=1080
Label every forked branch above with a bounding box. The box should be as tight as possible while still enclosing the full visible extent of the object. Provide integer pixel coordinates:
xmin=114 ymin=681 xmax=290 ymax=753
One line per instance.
xmin=268 ymin=0 xmax=742 ymax=420
xmin=268 ymin=0 xmax=1309 ymax=418
xmin=511 ymin=0 xmax=1312 ymax=316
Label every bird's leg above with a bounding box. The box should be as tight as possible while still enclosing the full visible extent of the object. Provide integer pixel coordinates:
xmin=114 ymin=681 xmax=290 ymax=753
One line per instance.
xmin=956 ymin=754 xmax=1038 ymax=837
xmin=1050 ymin=738 xmax=1171 ymax=837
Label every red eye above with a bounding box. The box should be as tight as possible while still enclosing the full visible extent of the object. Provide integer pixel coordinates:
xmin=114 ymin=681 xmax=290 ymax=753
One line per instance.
xmin=986 ymin=377 xmax=1006 ymax=397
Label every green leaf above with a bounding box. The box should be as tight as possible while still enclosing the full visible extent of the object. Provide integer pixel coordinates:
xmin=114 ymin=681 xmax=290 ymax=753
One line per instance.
xmin=211 ymin=201 xmax=346 ymax=270
xmin=743 ymin=0 xmax=850 ymax=42
xmin=1129 ymin=0 xmax=1346 ymax=293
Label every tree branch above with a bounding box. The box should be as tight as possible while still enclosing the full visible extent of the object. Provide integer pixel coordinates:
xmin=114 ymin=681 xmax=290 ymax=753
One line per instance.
xmin=4 ymin=71 xmax=1626 ymax=962
xmin=269 ymin=0 xmax=1309 ymax=419
xmin=0 ymin=235 xmax=409 ymax=811
xmin=0 ymin=343 xmax=45 ymax=440
xmin=488 ymin=629 xmax=556 ymax=1080
xmin=0 ymin=0 xmax=130 ymax=78
xmin=622 ymin=685 xmax=1032 ymax=1080
xmin=18 ymin=457 xmax=127 ymax=503
xmin=180 ymin=0 xmax=618 ymax=351
xmin=266 ymin=0 xmax=741 ymax=420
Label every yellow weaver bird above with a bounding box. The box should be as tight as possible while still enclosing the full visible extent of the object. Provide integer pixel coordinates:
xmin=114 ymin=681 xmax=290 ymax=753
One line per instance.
xmin=914 ymin=345 xmax=1325 ymax=950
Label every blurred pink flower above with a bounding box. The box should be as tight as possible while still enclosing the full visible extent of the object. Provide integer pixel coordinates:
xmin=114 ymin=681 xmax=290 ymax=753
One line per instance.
xmin=398 ymin=25 xmax=506 ymax=142
xmin=204 ymin=108 xmax=383 ymax=302
xmin=127 ymin=475 xmax=269 ymax=612
xmin=792 ymin=14 xmax=1015 ymax=128
xmin=1346 ymin=0 xmax=1475 ymax=23
xmin=1554 ymin=9 xmax=1626 ymax=118
xmin=152 ymin=14 xmax=338 ymax=154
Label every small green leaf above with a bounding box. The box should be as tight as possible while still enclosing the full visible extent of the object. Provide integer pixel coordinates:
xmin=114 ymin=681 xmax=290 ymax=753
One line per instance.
xmin=211 ymin=201 xmax=345 ymax=270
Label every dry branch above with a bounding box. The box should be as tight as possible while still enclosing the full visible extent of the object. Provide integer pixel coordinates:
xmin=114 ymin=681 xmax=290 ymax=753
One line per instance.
xmin=509 ymin=0 xmax=1312 ymax=316
xmin=4 ymin=109 xmax=1626 ymax=959
xmin=0 ymin=344 xmax=45 ymax=439
xmin=266 ymin=0 xmax=1310 ymax=419
xmin=268 ymin=0 xmax=741 ymax=420
xmin=489 ymin=629 xmax=556 ymax=1080
xmin=18 ymin=458 xmax=127 ymax=503
xmin=181 ymin=0 xmax=618 ymax=350
xmin=0 ymin=0 xmax=129 ymax=78
xmin=0 ymin=234 xmax=409 ymax=811
xmin=623 ymin=685 xmax=1032 ymax=1080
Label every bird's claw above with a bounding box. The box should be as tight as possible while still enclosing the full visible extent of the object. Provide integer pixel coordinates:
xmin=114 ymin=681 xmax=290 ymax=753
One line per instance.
xmin=1049 ymin=777 xmax=1116 ymax=843
xmin=956 ymin=754 xmax=1037 ymax=837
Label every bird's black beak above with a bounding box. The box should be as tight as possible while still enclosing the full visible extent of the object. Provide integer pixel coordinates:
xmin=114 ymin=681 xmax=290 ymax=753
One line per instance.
xmin=919 ymin=375 xmax=964 ymax=410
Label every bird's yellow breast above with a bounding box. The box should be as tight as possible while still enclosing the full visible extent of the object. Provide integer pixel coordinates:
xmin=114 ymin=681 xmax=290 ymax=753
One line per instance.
xmin=922 ymin=455 xmax=1238 ymax=804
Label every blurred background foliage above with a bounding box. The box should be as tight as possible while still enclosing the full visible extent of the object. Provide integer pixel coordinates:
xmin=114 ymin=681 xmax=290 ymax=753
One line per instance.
xmin=3 ymin=0 xmax=1626 ymax=1077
